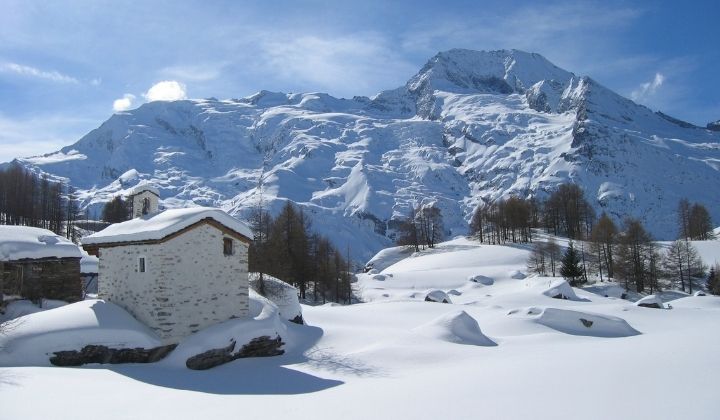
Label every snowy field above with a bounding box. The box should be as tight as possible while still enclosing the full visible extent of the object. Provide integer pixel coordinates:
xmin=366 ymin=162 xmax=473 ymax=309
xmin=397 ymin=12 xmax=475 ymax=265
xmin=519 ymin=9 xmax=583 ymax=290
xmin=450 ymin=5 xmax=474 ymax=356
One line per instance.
xmin=2 ymin=237 xmax=720 ymax=419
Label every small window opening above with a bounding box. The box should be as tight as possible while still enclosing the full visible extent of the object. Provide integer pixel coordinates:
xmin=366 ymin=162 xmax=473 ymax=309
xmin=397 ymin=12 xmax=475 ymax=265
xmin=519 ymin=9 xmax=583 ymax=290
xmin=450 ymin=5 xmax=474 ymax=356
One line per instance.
xmin=142 ymin=197 xmax=150 ymax=215
xmin=138 ymin=257 xmax=146 ymax=273
xmin=223 ymin=238 xmax=233 ymax=256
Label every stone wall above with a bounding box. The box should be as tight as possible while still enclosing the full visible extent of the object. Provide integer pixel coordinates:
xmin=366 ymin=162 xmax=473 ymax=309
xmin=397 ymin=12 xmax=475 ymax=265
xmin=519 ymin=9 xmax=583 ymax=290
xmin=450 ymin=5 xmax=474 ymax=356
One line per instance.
xmin=98 ymin=222 xmax=249 ymax=343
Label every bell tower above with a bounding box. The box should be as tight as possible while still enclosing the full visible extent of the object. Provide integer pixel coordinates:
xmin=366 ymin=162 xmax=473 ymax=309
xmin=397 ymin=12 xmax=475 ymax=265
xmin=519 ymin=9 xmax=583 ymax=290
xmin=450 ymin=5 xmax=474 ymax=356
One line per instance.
xmin=128 ymin=184 xmax=160 ymax=218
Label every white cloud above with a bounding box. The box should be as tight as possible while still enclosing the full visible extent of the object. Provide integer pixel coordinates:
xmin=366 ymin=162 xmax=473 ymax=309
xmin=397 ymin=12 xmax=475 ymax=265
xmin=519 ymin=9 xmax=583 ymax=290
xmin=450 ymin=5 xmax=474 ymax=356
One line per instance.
xmin=259 ymin=33 xmax=416 ymax=96
xmin=112 ymin=93 xmax=136 ymax=112
xmin=631 ymin=72 xmax=665 ymax=102
xmin=90 ymin=77 xmax=102 ymax=86
xmin=143 ymin=80 xmax=187 ymax=102
xmin=0 ymin=62 xmax=79 ymax=83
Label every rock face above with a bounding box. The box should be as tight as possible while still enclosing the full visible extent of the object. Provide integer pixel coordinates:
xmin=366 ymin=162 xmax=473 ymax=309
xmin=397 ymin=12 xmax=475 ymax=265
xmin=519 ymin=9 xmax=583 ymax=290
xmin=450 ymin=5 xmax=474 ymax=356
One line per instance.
xmin=707 ymin=120 xmax=720 ymax=132
xmin=50 ymin=344 xmax=177 ymax=366
xmin=12 ymin=49 xmax=720 ymax=260
xmin=185 ymin=335 xmax=285 ymax=370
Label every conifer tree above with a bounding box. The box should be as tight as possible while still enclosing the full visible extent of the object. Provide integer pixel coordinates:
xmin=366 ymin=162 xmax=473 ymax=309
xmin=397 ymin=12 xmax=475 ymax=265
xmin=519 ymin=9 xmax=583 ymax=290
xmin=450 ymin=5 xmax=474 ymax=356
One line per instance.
xmin=560 ymin=242 xmax=584 ymax=286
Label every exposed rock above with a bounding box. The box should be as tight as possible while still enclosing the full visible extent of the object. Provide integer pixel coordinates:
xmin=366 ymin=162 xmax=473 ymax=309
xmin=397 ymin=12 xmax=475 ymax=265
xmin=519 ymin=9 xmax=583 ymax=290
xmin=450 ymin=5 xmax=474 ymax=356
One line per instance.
xmin=50 ymin=343 xmax=177 ymax=367
xmin=185 ymin=335 xmax=285 ymax=370
xmin=634 ymin=294 xmax=665 ymax=309
xmin=425 ymin=290 xmax=452 ymax=304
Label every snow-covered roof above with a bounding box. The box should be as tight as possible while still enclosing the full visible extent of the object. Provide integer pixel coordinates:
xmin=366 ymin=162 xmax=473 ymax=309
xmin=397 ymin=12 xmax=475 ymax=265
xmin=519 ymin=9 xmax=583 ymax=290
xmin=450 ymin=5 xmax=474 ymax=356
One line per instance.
xmin=0 ymin=226 xmax=83 ymax=262
xmin=129 ymin=183 xmax=160 ymax=196
xmin=81 ymin=207 xmax=253 ymax=246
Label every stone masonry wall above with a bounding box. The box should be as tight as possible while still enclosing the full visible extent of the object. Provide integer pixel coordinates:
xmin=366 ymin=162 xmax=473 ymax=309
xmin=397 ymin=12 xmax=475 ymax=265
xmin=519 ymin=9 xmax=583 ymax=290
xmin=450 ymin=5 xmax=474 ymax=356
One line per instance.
xmin=98 ymin=223 xmax=248 ymax=343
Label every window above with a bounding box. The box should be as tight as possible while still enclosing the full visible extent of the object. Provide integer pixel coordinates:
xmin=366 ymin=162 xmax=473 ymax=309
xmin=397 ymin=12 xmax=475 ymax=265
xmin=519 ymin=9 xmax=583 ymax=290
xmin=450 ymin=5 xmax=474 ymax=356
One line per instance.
xmin=142 ymin=197 xmax=150 ymax=215
xmin=223 ymin=238 xmax=233 ymax=256
xmin=138 ymin=257 xmax=146 ymax=273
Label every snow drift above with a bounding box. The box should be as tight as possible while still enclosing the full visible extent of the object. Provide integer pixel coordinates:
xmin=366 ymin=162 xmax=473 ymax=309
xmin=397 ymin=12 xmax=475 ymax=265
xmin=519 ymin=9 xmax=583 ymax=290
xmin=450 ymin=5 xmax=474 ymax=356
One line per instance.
xmin=0 ymin=299 xmax=161 ymax=366
xmin=532 ymin=307 xmax=641 ymax=338
xmin=413 ymin=310 xmax=496 ymax=346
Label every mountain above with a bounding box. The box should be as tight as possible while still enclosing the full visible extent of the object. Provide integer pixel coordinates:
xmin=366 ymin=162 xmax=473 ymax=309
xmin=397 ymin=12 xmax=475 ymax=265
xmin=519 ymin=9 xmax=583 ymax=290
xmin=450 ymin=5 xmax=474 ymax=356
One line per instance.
xmin=11 ymin=49 xmax=720 ymax=261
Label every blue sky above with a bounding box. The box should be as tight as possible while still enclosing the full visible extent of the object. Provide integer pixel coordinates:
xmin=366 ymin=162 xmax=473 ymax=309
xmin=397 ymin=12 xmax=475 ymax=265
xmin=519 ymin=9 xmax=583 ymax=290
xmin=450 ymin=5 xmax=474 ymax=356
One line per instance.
xmin=1 ymin=0 xmax=718 ymax=163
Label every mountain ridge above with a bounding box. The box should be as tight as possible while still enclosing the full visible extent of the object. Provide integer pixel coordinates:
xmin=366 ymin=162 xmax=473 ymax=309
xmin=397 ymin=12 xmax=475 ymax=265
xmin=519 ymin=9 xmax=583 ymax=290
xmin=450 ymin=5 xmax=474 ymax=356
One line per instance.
xmin=9 ymin=49 xmax=720 ymax=260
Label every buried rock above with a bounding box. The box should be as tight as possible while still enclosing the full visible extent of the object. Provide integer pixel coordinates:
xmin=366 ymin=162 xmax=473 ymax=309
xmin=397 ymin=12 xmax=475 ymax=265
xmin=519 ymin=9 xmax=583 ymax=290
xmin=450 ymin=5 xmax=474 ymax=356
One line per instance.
xmin=50 ymin=344 xmax=177 ymax=367
xmin=468 ymin=275 xmax=494 ymax=285
xmin=634 ymin=295 xmax=665 ymax=309
xmin=425 ymin=290 xmax=452 ymax=304
xmin=186 ymin=335 xmax=285 ymax=370
xmin=534 ymin=308 xmax=640 ymax=337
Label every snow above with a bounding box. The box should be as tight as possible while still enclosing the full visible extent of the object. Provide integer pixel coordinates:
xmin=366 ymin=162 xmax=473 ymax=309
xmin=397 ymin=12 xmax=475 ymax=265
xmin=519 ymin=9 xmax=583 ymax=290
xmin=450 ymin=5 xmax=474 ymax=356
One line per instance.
xmin=540 ymin=279 xmax=585 ymax=301
xmin=634 ymin=295 xmax=665 ymax=308
xmin=468 ymin=274 xmax=494 ymax=285
xmin=424 ymin=289 xmax=452 ymax=303
xmin=1 ymin=236 xmax=719 ymax=419
xmin=80 ymin=251 xmax=98 ymax=274
xmin=0 ymin=299 xmax=161 ymax=366
xmin=364 ymin=245 xmax=415 ymax=272
xmin=0 ymin=225 xmax=82 ymax=261
xmin=160 ymin=290 xmax=288 ymax=367
xmin=528 ymin=307 xmax=641 ymax=338
xmin=412 ymin=310 xmax=496 ymax=346
xmin=130 ymin=183 xmax=160 ymax=196
xmin=15 ymin=50 xmax=720 ymax=262
xmin=82 ymin=206 xmax=253 ymax=245
xmin=248 ymin=273 xmax=303 ymax=322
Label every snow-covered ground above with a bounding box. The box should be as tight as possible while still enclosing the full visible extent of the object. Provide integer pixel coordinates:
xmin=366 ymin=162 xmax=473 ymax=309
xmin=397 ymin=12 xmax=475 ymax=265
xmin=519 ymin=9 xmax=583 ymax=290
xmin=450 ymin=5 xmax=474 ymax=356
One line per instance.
xmin=1 ymin=237 xmax=719 ymax=419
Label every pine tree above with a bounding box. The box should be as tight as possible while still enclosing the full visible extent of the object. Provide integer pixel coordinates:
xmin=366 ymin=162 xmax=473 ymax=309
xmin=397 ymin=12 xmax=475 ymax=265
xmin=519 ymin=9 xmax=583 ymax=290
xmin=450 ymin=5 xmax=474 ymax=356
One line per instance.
xmin=708 ymin=264 xmax=720 ymax=295
xmin=560 ymin=242 xmax=584 ymax=286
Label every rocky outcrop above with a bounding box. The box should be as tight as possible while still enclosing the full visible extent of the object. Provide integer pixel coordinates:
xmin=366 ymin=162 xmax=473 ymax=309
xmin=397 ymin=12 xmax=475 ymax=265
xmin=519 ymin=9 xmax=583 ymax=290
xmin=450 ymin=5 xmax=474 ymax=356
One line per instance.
xmin=50 ymin=343 xmax=177 ymax=366
xmin=185 ymin=335 xmax=285 ymax=370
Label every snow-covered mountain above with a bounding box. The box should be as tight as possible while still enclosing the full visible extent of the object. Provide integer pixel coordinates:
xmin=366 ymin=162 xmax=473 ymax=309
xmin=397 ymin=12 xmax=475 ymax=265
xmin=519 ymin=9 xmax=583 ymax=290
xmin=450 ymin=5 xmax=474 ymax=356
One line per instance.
xmin=11 ymin=49 xmax=720 ymax=260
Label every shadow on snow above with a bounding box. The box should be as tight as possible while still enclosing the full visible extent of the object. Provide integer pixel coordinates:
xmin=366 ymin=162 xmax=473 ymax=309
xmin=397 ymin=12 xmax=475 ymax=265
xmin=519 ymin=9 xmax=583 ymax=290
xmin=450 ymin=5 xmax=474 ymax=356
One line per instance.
xmin=108 ymin=322 xmax=344 ymax=395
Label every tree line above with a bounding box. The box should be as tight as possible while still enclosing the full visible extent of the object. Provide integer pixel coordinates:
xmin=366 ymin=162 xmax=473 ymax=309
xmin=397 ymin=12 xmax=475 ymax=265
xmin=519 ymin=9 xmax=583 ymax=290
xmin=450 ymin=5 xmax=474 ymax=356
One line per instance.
xmin=395 ymin=203 xmax=445 ymax=251
xmin=521 ymin=187 xmax=715 ymax=294
xmin=0 ymin=164 xmax=80 ymax=240
xmin=469 ymin=183 xmax=597 ymax=244
xmin=248 ymin=201 xmax=352 ymax=304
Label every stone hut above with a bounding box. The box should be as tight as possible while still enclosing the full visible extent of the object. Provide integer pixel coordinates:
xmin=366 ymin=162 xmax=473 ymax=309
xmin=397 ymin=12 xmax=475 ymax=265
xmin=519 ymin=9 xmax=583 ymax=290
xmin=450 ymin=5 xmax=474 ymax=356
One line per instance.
xmin=82 ymin=193 xmax=253 ymax=344
xmin=0 ymin=226 xmax=83 ymax=303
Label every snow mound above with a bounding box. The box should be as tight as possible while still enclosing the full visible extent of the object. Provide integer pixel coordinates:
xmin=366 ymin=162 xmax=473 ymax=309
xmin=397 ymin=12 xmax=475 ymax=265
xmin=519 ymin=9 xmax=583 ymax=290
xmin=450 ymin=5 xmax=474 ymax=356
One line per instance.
xmin=468 ymin=275 xmax=494 ymax=285
xmin=447 ymin=289 xmax=462 ymax=296
xmin=413 ymin=311 xmax=496 ymax=346
xmin=635 ymin=295 xmax=665 ymax=309
xmin=509 ymin=270 xmax=527 ymax=279
xmin=365 ymin=245 xmax=414 ymax=272
xmin=161 ymin=290 xmax=288 ymax=367
xmin=693 ymin=291 xmax=707 ymax=297
xmin=669 ymin=296 xmax=720 ymax=309
xmin=371 ymin=274 xmax=387 ymax=281
xmin=0 ymin=299 xmax=161 ymax=366
xmin=541 ymin=279 xmax=585 ymax=301
xmin=249 ymin=273 xmax=302 ymax=323
xmin=534 ymin=308 xmax=641 ymax=338
xmin=0 ymin=300 xmax=43 ymax=321
xmin=425 ymin=290 xmax=452 ymax=303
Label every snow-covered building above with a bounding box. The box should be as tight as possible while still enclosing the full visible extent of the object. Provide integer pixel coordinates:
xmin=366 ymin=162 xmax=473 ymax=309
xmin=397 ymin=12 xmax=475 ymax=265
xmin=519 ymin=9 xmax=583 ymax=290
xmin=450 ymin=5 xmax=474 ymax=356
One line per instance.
xmin=0 ymin=226 xmax=83 ymax=303
xmin=82 ymin=192 xmax=253 ymax=344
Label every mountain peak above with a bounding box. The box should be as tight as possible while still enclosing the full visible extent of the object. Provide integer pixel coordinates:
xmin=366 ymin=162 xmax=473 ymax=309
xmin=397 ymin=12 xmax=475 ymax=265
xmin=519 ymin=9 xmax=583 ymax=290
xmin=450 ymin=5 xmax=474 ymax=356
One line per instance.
xmin=408 ymin=49 xmax=574 ymax=95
